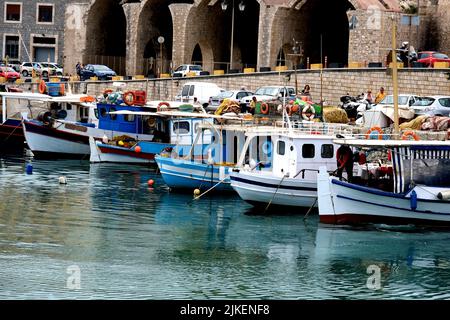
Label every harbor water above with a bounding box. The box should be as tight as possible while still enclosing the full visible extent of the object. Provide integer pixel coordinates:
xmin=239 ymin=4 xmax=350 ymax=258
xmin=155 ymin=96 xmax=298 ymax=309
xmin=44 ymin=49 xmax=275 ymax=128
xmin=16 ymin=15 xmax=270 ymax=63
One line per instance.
xmin=1 ymin=152 xmax=450 ymax=299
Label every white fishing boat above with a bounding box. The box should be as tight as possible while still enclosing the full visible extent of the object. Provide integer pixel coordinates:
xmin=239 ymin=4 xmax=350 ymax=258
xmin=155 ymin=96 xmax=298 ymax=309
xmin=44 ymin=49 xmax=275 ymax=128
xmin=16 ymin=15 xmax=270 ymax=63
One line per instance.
xmin=317 ymin=139 xmax=450 ymax=226
xmin=230 ymin=122 xmax=360 ymax=208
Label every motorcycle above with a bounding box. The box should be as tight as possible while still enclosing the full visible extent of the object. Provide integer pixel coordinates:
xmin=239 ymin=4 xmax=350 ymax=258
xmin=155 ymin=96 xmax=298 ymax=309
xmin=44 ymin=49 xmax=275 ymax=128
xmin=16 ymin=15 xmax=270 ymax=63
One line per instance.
xmin=339 ymin=94 xmax=372 ymax=120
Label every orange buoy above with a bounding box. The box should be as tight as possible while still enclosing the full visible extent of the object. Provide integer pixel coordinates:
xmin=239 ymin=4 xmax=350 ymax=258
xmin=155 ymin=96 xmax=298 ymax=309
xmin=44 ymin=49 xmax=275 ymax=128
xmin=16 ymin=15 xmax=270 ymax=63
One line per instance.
xmin=148 ymin=179 xmax=154 ymax=187
xmin=59 ymin=83 xmax=65 ymax=95
xmin=401 ymin=131 xmax=420 ymax=141
xmin=365 ymin=126 xmax=383 ymax=140
xmin=135 ymin=146 xmax=142 ymax=153
xmin=38 ymin=80 xmax=46 ymax=94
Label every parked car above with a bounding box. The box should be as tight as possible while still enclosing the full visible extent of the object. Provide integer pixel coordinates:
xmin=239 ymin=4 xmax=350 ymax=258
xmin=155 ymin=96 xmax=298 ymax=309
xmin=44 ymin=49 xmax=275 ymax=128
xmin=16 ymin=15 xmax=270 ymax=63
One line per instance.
xmin=1 ymin=60 xmax=21 ymax=72
xmin=241 ymin=86 xmax=295 ymax=106
xmin=38 ymin=62 xmax=58 ymax=77
xmin=411 ymin=96 xmax=450 ymax=116
xmin=207 ymin=90 xmax=254 ymax=111
xmin=374 ymin=94 xmax=422 ymax=108
xmin=0 ymin=66 xmax=20 ymax=81
xmin=172 ymin=64 xmax=202 ymax=77
xmin=80 ymin=64 xmax=116 ymax=81
xmin=417 ymin=51 xmax=450 ymax=67
xmin=175 ymin=82 xmax=223 ymax=107
xmin=40 ymin=62 xmax=63 ymax=76
xmin=20 ymin=62 xmax=40 ymax=77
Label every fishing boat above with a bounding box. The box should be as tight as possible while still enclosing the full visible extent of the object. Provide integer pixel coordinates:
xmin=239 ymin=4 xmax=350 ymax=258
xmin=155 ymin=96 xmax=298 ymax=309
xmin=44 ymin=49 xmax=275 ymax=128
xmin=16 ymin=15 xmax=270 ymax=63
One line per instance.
xmin=229 ymin=122 xmax=360 ymax=208
xmin=89 ymin=109 xmax=215 ymax=164
xmin=0 ymin=91 xmax=54 ymax=151
xmin=317 ymin=139 xmax=450 ymax=226
xmin=154 ymin=117 xmax=257 ymax=191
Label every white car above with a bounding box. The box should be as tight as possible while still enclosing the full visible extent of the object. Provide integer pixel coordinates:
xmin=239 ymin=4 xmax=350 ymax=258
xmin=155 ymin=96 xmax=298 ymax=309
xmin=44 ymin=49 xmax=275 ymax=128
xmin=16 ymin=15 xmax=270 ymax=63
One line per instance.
xmin=411 ymin=96 xmax=450 ymax=116
xmin=47 ymin=63 xmax=64 ymax=76
xmin=241 ymin=86 xmax=295 ymax=106
xmin=207 ymin=90 xmax=254 ymax=111
xmin=374 ymin=94 xmax=421 ymax=109
xmin=172 ymin=64 xmax=202 ymax=77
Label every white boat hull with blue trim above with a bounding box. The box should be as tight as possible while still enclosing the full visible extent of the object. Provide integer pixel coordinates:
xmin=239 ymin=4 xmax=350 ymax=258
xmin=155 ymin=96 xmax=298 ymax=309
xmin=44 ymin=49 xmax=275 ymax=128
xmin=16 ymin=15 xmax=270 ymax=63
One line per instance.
xmin=155 ymin=155 xmax=233 ymax=191
xmin=318 ymin=167 xmax=450 ymax=226
xmin=230 ymin=170 xmax=318 ymax=208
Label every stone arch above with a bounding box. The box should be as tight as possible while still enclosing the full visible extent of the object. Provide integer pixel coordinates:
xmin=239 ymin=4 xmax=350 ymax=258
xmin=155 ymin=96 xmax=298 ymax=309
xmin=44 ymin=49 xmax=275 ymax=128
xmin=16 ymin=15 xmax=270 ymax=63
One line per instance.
xmin=84 ymin=0 xmax=127 ymax=75
xmin=192 ymin=41 xmax=214 ymax=71
xmin=137 ymin=0 xmax=173 ymax=76
xmin=271 ymin=0 xmax=355 ymax=68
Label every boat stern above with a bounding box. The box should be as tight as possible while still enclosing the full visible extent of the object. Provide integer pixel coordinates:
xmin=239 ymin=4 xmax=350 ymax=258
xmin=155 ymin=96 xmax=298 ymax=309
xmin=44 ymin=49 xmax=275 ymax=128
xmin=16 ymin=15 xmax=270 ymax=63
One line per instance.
xmin=317 ymin=166 xmax=336 ymax=223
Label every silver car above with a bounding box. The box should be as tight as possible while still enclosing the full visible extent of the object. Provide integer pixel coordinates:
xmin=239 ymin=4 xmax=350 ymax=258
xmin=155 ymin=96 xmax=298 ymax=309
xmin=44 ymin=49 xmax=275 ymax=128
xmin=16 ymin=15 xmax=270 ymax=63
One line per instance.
xmin=207 ymin=90 xmax=254 ymax=111
xmin=412 ymin=96 xmax=450 ymax=116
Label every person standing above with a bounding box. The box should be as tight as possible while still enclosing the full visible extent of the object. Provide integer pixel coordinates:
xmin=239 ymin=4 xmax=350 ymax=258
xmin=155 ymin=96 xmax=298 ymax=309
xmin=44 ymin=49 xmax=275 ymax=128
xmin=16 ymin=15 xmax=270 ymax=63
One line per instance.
xmin=375 ymin=87 xmax=386 ymax=104
xmin=336 ymin=145 xmax=354 ymax=182
xmin=76 ymin=62 xmax=82 ymax=79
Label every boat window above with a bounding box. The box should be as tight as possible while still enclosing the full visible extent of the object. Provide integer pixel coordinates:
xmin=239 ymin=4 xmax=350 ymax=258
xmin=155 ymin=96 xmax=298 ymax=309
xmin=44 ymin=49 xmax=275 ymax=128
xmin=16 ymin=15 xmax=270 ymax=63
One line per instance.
xmin=124 ymin=114 xmax=135 ymax=122
xmin=94 ymin=109 xmax=99 ymax=119
xmin=321 ymin=144 xmax=334 ymax=158
xmin=181 ymin=85 xmax=190 ymax=96
xmin=277 ymin=141 xmax=285 ymax=155
xmin=173 ymin=121 xmax=190 ymax=134
xmin=66 ymin=104 xmax=72 ymax=110
xmin=188 ymin=85 xmax=195 ymax=96
xmin=110 ymin=107 xmax=117 ymax=120
xmin=302 ymin=144 xmax=315 ymax=158
xmin=99 ymin=108 xmax=107 ymax=118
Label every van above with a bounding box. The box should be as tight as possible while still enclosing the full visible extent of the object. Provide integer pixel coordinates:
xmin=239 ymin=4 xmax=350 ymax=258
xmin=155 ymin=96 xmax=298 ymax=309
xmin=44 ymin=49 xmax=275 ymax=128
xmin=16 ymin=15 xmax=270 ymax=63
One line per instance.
xmin=175 ymin=82 xmax=223 ymax=107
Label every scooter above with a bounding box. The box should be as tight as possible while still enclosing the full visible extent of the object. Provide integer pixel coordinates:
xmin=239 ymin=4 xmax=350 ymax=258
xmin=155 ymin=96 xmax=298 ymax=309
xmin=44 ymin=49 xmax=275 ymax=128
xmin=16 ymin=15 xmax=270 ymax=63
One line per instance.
xmin=339 ymin=94 xmax=371 ymax=120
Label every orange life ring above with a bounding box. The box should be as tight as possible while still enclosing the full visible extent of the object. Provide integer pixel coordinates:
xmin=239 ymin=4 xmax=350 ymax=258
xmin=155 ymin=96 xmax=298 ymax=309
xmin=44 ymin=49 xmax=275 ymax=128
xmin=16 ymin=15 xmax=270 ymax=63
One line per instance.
xmin=80 ymin=95 xmax=95 ymax=103
xmin=365 ymin=126 xmax=383 ymax=140
xmin=260 ymin=102 xmax=269 ymax=115
xmin=401 ymin=131 xmax=420 ymax=141
xmin=59 ymin=83 xmax=65 ymax=95
xmin=38 ymin=80 xmax=46 ymax=94
xmin=103 ymin=89 xmax=113 ymax=95
xmin=123 ymin=91 xmax=136 ymax=106
xmin=157 ymin=101 xmax=170 ymax=111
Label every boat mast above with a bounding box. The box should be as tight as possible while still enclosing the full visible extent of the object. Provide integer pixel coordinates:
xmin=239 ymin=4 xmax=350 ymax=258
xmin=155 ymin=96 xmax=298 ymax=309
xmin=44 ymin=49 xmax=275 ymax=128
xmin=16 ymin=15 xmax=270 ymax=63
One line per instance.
xmin=391 ymin=21 xmax=400 ymax=138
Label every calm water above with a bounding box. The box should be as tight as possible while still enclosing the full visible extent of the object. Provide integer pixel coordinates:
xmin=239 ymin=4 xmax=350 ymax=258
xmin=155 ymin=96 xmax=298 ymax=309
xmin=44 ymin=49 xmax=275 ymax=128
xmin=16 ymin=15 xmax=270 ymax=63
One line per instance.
xmin=1 ymin=152 xmax=450 ymax=299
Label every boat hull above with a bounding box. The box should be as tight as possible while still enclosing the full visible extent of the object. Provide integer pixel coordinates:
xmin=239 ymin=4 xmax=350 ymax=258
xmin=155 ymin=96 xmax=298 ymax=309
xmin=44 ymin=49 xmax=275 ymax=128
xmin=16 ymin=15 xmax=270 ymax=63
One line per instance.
xmin=317 ymin=168 xmax=450 ymax=226
xmin=155 ymin=155 xmax=233 ymax=191
xmin=89 ymin=137 xmax=171 ymax=164
xmin=23 ymin=120 xmax=90 ymax=158
xmin=230 ymin=170 xmax=317 ymax=208
xmin=0 ymin=119 xmax=25 ymax=150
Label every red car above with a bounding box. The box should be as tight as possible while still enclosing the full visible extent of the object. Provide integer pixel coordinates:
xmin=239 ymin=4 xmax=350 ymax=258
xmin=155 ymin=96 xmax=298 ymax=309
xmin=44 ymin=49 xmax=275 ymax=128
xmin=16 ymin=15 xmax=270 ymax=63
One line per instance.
xmin=0 ymin=66 xmax=20 ymax=81
xmin=417 ymin=51 xmax=450 ymax=67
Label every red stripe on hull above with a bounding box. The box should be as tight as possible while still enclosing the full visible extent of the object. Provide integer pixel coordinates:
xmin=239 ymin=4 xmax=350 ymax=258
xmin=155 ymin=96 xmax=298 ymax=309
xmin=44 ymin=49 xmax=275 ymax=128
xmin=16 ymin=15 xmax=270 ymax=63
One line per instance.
xmin=98 ymin=146 xmax=155 ymax=160
xmin=320 ymin=213 xmax=450 ymax=227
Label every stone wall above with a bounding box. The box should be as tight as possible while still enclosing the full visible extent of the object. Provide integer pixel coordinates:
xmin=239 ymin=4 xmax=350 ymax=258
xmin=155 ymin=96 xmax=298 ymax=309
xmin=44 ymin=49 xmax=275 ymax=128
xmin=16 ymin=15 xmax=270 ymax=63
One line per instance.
xmin=20 ymin=69 xmax=449 ymax=107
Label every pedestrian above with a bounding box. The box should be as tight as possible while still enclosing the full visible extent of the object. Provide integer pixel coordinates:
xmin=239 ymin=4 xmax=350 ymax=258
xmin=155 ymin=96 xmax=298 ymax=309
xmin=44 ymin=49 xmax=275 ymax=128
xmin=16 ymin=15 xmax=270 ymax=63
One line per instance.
xmin=375 ymin=87 xmax=386 ymax=104
xmin=336 ymin=144 xmax=354 ymax=182
xmin=76 ymin=62 xmax=81 ymax=77
xmin=248 ymin=96 xmax=257 ymax=115
xmin=301 ymin=84 xmax=312 ymax=101
xmin=364 ymin=90 xmax=374 ymax=104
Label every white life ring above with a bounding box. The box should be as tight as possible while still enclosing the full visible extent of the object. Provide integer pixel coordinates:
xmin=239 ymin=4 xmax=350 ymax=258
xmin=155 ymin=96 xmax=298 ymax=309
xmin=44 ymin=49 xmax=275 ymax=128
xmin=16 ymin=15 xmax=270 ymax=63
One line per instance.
xmin=301 ymin=104 xmax=315 ymax=121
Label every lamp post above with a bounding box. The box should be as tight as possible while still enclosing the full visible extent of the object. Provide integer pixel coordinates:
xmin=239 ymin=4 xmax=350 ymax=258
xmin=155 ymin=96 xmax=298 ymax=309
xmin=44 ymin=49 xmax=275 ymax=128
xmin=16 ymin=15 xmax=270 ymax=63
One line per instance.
xmin=157 ymin=36 xmax=165 ymax=77
xmin=222 ymin=0 xmax=245 ymax=72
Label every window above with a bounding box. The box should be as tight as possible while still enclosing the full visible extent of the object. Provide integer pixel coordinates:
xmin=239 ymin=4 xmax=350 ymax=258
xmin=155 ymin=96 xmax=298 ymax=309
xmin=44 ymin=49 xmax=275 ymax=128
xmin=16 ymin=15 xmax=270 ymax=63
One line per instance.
xmin=124 ymin=114 xmax=135 ymax=122
xmin=188 ymin=85 xmax=195 ymax=96
xmin=5 ymin=3 xmax=21 ymax=22
xmin=181 ymin=85 xmax=189 ymax=96
xmin=439 ymin=98 xmax=450 ymax=108
xmin=4 ymin=35 xmax=19 ymax=59
xmin=33 ymin=36 xmax=55 ymax=44
xmin=173 ymin=121 xmax=190 ymax=134
xmin=37 ymin=4 xmax=53 ymax=23
xmin=109 ymin=107 xmax=117 ymax=120
xmin=277 ymin=141 xmax=285 ymax=155
xmin=302 ymin=144 xmax=315 ymax=158
xmin=433 ymin=53 xmax=449 ymax=59
xmin=321 ymin=144 xmax=334 ymax=158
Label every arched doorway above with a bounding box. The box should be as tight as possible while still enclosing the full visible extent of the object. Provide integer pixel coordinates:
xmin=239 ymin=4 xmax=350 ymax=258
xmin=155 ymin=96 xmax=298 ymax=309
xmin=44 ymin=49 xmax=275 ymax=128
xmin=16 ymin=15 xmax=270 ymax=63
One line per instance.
xmin=84 ymin=0 xmax=126 ymax=75
xmin=137 ymin=0 xmax=173 ymax=76
xmin=191 ymin=44 xmax=203 ymax=66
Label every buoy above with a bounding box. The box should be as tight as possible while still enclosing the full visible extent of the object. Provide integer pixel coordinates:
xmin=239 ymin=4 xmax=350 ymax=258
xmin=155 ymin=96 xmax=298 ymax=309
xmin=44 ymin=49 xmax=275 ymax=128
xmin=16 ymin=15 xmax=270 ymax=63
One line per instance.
xmin=135 ymin=146 xmax=142 ymax=153
xmin=118 ymin=140 xmax=124 ymax=146
xmin=26 ymin=163 xmax=33 ymax=175
xmin=193 ymin=188 xmax=201 ymax=196
xmin=102 ymin=135 xmax=108 ymax=144
xmin=59 ymin=176 xmax=67 ymax=184
xmin=147 ymin=179 xmax=154 ymax=187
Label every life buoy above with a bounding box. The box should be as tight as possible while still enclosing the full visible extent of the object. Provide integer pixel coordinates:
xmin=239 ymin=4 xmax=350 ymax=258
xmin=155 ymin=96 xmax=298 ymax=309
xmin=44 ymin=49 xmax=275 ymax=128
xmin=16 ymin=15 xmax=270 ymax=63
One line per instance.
xmin=365 ymin=126 xmax=383 ymax=140
xmin=401 ymin=131 xmax=420 ymax=141
xmin=302 ymin=104 xmax=315 ymax=121
xmin=59 ymin=83 xmax=65 ymax=95
xmin=123 ymin=91 xmax=136 ymax=106
xmin=260 ymin=102 xmax=269 ymax=115
xmin=80 ymin=95 xmax=95 ymax=103
xmin=103 ymin=89 xmax=113 ymax=95
xmin=157 ymin=101 xmax=170 ymax=111
xmin=38 ymin=80 xmax=46 ymax=94
xmin=147 ymin=117 xmax=157 ymax=128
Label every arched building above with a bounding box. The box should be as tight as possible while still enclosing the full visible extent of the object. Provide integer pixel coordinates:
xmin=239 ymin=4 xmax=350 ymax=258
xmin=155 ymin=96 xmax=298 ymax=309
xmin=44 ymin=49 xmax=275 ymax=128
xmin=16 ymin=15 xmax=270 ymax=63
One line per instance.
xmin=60 ymin=0 xmax=450 ymax=76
